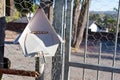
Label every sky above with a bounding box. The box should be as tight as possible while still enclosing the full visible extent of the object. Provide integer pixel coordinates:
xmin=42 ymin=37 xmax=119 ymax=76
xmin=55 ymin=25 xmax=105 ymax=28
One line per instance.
xmin=35 ymin=0 xmax=119 ymax=11
xmin=89 ymin=0 xmax=119 ymax=11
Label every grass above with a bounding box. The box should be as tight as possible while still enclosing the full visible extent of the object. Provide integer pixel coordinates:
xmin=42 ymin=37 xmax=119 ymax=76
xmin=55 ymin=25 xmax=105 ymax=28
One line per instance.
xmin=6 ymin=16 xmax=19 ymax=22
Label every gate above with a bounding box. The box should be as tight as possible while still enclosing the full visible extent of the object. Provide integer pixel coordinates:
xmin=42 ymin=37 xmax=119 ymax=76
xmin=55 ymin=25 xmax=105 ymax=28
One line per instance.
xmin=64 ymin=0 xmax=120 ymax=80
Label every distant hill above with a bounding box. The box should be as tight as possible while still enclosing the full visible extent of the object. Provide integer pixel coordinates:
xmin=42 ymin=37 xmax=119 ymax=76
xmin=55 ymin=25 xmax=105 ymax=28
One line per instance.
xmin=90 ymin=11 xmax=117 ymax=15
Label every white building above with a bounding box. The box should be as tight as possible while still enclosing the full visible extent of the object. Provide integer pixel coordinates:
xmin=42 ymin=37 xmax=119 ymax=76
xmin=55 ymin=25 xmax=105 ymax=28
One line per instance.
xmin=89 ymin=22 xmax=108 ymax=32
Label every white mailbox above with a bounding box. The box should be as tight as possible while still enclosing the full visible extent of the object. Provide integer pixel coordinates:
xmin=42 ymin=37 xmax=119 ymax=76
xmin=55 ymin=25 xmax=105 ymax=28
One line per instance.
xmin=19 ymin=7 xmax=61 ymax=57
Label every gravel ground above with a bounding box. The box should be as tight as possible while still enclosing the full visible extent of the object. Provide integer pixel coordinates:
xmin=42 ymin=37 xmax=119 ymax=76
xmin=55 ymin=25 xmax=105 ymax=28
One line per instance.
xmin=2 ymin=43 xmax=35 ymax=80
xmin=2 ymin=30 xmax=52 ymax=80
xmin=2 ymin=43 xmax=120 ymax=80
xmin=2 ymin=30 xmax=120 ymax=80
xmin=2 ymin=42 xmax=52 ymax=80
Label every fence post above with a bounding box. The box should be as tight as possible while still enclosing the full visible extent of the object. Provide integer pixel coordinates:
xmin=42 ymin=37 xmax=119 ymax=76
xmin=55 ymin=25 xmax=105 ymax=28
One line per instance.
xmin=0 ymin=0 xmax=6 ymax=79
xmin=64 ymin=0 xmax=74 ymax=80
xmin=52 ymin=0 xmax=65 ymax=80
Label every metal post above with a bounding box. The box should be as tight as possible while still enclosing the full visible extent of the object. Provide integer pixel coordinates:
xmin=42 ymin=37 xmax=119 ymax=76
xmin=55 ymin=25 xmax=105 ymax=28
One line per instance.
xmin=111 ymin=0 xmax=120 ymax=80
xmin=64 ymin=0 xmax=74 ymax=80
xmin=97 ymin=42 xmax=102 ymax=80
xmin=82 ymin=0 xmax=90 ymax=80
xmin=52 ymin=0 xmax=65 ymax=80
xmin=35 ymin=52 xmax=45 ymax=80
xmin=0 ymin=0 xmax=6 ymax=79
xmin=35 ymin=56 xmax=40 ymax=80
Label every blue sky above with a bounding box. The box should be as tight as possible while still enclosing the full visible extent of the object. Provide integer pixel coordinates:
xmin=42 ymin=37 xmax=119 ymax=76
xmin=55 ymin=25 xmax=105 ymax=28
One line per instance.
xmin=89 ymin=0 xmax=119 ymax=11
xmin=35 ymin=0 xmax=119 ymax=11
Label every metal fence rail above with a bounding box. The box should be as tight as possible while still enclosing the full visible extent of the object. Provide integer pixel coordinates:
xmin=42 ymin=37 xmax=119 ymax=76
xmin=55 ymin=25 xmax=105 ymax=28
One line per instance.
xmin=69 ymin=62 xmax=120 ymax=73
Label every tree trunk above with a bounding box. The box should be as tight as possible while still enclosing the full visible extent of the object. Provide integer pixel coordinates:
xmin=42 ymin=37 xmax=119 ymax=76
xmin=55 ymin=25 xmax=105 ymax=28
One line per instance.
xmin=75 ymin=0 xmax=89 ymax=49
xmin=6 ymin=0 xmax=14 ymax=16
xmin=40 ymin=0 xmax=53 ymax=24
xmin=72 ymin=0 xmax=81 ymax=47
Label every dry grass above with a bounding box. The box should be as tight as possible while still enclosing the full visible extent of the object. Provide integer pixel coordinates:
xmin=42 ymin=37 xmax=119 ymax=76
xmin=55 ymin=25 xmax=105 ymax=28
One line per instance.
xmin=5 ymin=30 xmax=19 ymax=41
xmin=71 ymin=47 xmax=81 ymax=53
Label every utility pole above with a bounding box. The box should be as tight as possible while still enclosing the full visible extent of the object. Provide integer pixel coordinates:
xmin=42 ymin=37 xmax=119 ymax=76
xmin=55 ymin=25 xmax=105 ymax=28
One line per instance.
xmin=0 ymin=0 xmax=6 ymax=79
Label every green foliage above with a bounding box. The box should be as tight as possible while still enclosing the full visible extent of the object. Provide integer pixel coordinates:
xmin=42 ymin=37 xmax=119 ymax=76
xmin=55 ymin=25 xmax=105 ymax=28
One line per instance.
xmin=6 ymin=10 xmax=20 ymax=22
xmin=6 ymin=0 xmax=39 ymax=22
xmin=89 ymin=12 xmax=117 ymax=32
xmin=14 ymin=0 xmax=35 ymax=16
xmin=6 ymin=16 xmax=18 ymax=22
xmin=32 ymin=4 xmax=39 ymax=12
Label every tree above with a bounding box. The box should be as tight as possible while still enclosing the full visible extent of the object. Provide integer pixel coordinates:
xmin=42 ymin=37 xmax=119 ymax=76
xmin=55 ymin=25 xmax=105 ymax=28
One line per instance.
xmin=89 ymin=13 xmax=100 ymax=21
xmin=14 ymin=0 xmax=36 ymax=16
xmin=72 ymin=0 xmax=82 ymax=47
xmin=40 ymin=0 xmax=53 ymax=23
xmin=72 ymin=0 xmax=90 ymax=49
xmin=106 ymin=17 xmax=116 ymax=32
xmin=72 ymin=0 xmax=81 ymax=46
xmin=113 ymin=7 xmax=118 ymax=12
xmin=75 ymin=0 xmax=89 ymax=48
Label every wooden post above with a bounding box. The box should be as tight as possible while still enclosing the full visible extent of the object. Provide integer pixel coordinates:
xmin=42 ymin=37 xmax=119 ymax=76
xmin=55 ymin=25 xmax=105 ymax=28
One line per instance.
xmin=64 ymin=0 xmax=74 ymax=80
xmin=0 ymin=0 xmax=6 ymax=79
xmin=52 ymin=0 xmax=65 ymax=80
xmin=0 ymin=68 xmax=40 ymax=77
xmin=35 ymin=56 xmax=40 ymax=80
xmin=35 ymin=52 xmax=45 ymax=80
